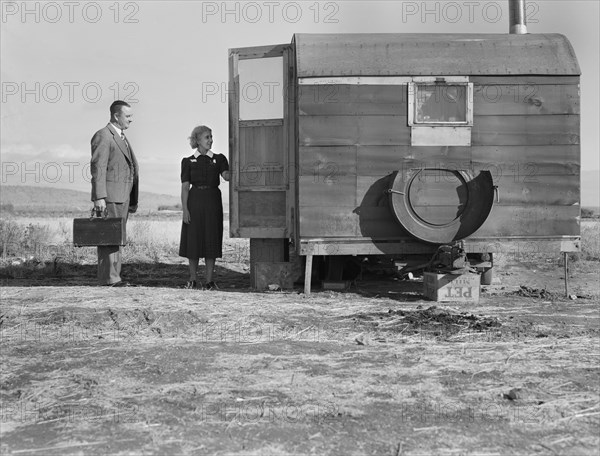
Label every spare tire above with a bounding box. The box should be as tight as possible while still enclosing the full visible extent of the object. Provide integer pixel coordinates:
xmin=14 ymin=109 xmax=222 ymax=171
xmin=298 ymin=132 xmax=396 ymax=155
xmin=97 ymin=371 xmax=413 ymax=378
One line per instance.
xmin=388 ymin=169 xmax=495 ymax=244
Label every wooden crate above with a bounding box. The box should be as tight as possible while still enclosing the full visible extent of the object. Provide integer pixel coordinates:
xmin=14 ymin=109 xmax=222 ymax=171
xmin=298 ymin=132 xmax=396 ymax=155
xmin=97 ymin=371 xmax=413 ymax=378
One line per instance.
xmin=423 ymin=272 xmax=480 ymax=303
xmin=253 ymin=262 xmax=294 ymax=290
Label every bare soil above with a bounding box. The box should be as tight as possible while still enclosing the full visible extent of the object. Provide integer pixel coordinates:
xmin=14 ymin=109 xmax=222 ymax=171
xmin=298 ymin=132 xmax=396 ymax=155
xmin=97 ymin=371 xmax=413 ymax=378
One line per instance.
xmin=0 ymin=255 xmax=599 ymax=456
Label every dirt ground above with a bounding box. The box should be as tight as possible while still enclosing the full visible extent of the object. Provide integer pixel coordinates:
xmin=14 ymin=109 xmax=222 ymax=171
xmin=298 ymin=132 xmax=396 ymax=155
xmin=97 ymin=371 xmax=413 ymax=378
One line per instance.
xmin=0 ymin=253 xmax=599 ymax=456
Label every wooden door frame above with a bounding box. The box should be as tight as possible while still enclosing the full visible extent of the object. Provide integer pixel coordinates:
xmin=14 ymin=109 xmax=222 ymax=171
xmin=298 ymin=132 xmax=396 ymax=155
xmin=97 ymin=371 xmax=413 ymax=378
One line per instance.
xmin=229 ymin=43 xmax=295 ymax=239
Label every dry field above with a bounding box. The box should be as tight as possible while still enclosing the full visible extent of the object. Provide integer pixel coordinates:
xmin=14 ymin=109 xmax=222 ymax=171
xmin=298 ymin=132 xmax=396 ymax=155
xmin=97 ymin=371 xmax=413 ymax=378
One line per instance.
xmin=0 ymin=216 xmax=599 ymax=456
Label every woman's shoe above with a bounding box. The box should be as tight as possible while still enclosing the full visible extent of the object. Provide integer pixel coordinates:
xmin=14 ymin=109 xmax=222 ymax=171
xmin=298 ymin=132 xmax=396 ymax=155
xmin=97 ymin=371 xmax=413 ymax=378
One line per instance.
xmin=184 ymin=280 xmax=197 ymax=289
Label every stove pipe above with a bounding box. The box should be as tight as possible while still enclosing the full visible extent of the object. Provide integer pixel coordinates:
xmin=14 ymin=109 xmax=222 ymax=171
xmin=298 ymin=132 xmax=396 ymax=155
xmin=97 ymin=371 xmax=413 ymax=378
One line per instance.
xmin=509 ymin=0 xmax=528 ymax=34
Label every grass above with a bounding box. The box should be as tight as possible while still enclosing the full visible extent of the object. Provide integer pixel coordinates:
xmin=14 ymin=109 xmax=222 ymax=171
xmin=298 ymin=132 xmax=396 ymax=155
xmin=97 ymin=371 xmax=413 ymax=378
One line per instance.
xmin=0 ymin=216 xmax=597 ymax=272
xmin=580 ymin=221 xmax=600 ymax=261
xmin=0 ymin=215 xmax=249 ymax=283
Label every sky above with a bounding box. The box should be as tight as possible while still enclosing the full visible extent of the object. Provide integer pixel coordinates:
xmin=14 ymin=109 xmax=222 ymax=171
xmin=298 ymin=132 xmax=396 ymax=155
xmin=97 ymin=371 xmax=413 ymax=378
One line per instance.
xmin=1 ymin=0 xmax=599 ymax=205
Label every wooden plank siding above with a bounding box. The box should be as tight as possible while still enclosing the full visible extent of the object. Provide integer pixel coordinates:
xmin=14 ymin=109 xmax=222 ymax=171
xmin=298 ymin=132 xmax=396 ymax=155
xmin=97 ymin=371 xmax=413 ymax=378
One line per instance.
xmin=472 ymin=115 xmax=579 ymax=146
xmin=298 ymin=146 xmax=358 ymax=177
xmin=298 ymin=79 xmax=580 ymax=240
xmin=300 ymin=116 xmax=411 ymax=146
xmin=299 ymin=114 xmax=579 ymax=147
xmin=299 ymin=176 xmax=358 ymax=207
xmin=299 ymin=85 xmax=408 ymax=116
xmin=473 ymin=84 xmax=580 ymax=116
xmin=355 ymin=175 xmax=579 ymax=207
xmin=299 ymin=83 xmax=580 ymax=117
xmin=350 ymin=145 xmax=579 ymax=177
xmin=299 ymin=205 xmax=579 ymax=239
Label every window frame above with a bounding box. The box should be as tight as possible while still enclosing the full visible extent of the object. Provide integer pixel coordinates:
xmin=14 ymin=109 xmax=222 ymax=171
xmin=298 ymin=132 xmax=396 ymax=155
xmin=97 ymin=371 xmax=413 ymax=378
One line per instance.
xmin=408 ymin=77 xmax=473 ymax=127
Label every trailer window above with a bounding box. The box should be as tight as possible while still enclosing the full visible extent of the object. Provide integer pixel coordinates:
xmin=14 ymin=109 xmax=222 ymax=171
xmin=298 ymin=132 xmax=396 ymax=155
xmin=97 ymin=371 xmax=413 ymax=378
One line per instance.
xmin=415 ymin=85 xmax=467 ymax=123
xmin=408 ymin=80 xmax=473 ymax=146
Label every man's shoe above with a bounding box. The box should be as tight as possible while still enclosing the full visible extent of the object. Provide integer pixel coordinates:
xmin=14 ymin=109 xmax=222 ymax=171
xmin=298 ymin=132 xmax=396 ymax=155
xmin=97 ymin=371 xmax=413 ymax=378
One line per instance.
xmin=109 ymin=281 xmax=131 ymax=287
xmin=205 ymin=281 xmax=219 ymax=291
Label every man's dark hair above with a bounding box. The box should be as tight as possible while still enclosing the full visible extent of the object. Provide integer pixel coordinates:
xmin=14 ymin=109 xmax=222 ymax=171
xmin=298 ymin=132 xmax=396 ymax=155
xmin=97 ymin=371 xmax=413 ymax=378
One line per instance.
xmin=110 ymin=100 xmax=131 ymax=116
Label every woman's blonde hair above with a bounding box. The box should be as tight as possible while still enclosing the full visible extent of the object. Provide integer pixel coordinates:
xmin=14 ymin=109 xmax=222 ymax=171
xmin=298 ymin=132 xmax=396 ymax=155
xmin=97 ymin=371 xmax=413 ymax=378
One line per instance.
xmin=189 ymin=125 xmax=212 ymax=149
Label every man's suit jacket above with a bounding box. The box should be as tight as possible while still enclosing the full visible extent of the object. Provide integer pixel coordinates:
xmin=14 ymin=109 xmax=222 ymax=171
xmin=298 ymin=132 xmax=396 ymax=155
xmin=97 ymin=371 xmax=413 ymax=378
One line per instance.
xmin=91 ymin=124 xmax=139 ymax=206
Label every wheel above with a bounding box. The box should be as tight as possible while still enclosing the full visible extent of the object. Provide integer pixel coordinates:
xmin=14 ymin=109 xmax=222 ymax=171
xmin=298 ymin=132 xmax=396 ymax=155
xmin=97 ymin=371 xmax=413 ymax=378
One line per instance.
xmin=388 ymin=169 xmax=495 ymax=244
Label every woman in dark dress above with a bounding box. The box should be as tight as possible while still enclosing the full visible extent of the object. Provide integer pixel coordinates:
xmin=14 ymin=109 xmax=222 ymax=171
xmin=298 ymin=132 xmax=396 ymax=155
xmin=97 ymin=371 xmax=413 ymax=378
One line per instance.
xmin=179 ymin=125 xmax=229 ymax=289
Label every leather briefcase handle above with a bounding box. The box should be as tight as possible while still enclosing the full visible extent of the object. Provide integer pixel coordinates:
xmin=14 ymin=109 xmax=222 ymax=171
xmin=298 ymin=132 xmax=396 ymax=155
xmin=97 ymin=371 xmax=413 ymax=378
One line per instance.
xmin=90 ymin=207 xmax=108 ymax=219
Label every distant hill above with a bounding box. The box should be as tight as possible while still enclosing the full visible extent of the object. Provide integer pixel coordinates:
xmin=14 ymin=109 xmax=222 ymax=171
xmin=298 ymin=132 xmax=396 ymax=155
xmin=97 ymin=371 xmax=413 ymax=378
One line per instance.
xmin=0 ymin=185 xmax=180 ymax=214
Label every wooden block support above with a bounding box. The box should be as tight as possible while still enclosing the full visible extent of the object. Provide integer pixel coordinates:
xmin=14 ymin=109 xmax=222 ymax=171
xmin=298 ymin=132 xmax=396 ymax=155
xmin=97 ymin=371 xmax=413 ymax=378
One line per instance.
xmin=304 ymin=254 xmax=313 ymax=295
xmin=250 ymin=238 xmax=286 ymax=287
xmin=253 ymin=262 xmax=294 ymax=290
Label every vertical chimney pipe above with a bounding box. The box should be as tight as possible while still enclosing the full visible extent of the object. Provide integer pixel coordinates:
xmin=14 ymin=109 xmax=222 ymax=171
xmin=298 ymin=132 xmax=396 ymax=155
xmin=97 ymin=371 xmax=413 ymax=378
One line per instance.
xmin=509 ymin=0 xmax=528 ymax=34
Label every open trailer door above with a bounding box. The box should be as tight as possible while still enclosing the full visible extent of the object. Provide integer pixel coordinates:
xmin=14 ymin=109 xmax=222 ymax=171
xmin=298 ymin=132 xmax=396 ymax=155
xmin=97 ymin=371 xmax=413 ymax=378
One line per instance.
xmin=228 ymin=43 xmax=295 ymax=240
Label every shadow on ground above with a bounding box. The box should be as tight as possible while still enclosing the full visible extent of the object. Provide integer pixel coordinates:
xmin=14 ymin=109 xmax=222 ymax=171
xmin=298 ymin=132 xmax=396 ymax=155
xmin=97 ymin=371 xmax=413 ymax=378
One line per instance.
xmin=346 ymin=271 xmax=425 ymax=302
xmin=0 ymin=258 xmax=428 ymax=302
xmin=0 ymin=261 xmax=251 ymax=290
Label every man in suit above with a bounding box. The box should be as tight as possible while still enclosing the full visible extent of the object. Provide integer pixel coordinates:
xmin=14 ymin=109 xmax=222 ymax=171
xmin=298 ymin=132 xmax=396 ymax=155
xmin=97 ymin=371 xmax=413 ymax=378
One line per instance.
xmin=91 ymin=100 xmax=139 ymax=286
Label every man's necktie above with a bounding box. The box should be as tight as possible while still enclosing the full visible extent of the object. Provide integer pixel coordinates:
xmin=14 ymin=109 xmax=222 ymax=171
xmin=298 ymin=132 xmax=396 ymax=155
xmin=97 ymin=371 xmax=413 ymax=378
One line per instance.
xmin=121 ymin=132 xmax=129 ymax=149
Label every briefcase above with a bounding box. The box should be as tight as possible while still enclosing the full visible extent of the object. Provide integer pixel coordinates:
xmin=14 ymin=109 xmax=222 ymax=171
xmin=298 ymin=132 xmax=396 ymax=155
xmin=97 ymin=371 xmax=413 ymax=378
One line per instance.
xmin=73 ymin=209 xmax=127 ymax=247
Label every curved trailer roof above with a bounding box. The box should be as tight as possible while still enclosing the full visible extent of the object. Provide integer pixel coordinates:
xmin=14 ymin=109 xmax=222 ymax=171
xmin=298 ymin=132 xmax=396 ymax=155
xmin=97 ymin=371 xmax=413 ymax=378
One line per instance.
xmin=293 ymin=33 xmax=580 ymax=77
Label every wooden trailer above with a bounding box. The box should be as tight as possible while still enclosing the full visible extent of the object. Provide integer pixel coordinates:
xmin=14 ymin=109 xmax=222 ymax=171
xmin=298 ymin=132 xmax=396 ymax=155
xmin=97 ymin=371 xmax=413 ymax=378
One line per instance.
xmin=228 ymin=31 xmax=581 ymax=293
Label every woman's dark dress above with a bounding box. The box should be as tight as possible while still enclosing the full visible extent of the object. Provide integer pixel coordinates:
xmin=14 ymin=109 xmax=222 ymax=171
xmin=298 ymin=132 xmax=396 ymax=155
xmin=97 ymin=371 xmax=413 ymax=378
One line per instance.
xmin=179 ymin=152 xmax=229 ymax=259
